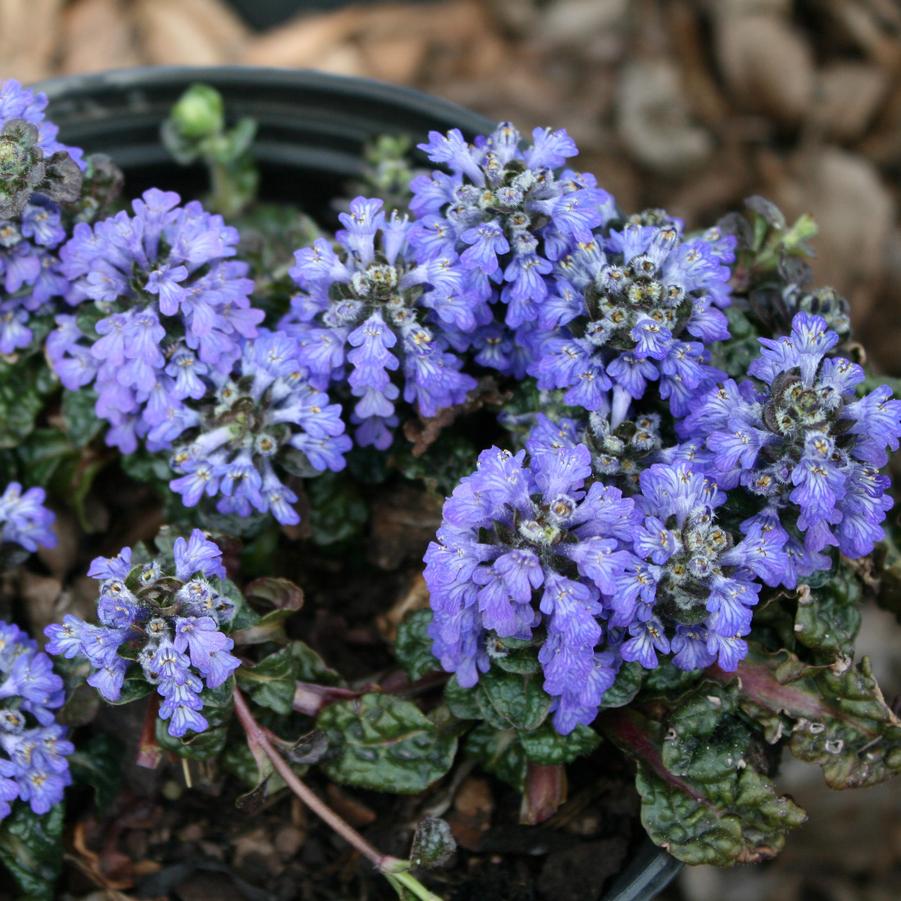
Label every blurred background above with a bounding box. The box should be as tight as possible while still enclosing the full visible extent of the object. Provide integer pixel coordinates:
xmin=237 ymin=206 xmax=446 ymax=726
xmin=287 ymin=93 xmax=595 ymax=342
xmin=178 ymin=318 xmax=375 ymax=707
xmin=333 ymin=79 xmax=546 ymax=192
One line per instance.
xmin=2 ymin=0 xmax=900 ymax=897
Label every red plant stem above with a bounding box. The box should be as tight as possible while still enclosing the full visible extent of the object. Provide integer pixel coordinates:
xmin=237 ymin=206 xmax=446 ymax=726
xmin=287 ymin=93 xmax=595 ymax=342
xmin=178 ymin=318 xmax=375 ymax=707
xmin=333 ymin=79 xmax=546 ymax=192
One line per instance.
xmin=136 ymin=694 xmax=162 ymax=769
xmin=601 ymin=708 xmax=708 ymax=806
xmin=232 ymin=686 xmax=388 ymax=870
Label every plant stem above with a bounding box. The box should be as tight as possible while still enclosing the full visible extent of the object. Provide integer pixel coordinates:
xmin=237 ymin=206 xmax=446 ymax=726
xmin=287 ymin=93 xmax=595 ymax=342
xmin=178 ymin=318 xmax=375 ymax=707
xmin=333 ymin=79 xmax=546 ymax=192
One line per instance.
xmin=232 ymin=687 xmax=442 ymax=901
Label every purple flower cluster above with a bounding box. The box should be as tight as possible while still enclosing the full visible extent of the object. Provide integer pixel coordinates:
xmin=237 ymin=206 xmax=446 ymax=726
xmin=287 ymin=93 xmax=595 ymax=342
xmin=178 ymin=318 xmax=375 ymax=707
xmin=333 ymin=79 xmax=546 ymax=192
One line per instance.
xmin=0 ymin=80 xmax=84 ymax=169
xmin=47 ymin=189 xmax=263 ymax=453
xmin=45 ymin=531 xmax=240 ymax=739
xmin=424 ymin=444 xmax=792 ymax=732
xmin=616 ymin=462 xmax=789 ymax=673
xmin=532 ymin=221 xmax=735 ymax=416
xmin=1 ymin=81 xmax=82 ymax=355
xmin=169 ymin=331 xmax=351 ymax=525
xmin=282 ymin=196 xmax=477 ymax=449
xmin=410 ymin=122 xmax=613 ymax=368
xmin=525 ymin=407 xmax=663 ymax=492
xmin=0 ymin=482 xmax=56 ymax=553
xmin=0 ymin=621 xmax=72 ymax=819
xmin=682 ymin=313 xmax=901 ymax=567
xmin=424 ymin=444 xmax=637 ymax=734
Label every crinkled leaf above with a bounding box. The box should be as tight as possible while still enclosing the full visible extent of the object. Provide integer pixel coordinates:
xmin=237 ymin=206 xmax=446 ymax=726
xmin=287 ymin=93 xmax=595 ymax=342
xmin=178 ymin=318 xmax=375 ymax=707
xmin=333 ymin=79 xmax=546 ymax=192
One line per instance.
xmin=233 ymin=608 xmax=296 ymax=646
xmin=444 ymin=675 xmax=482 ymax=721
xmin=68 ymin=733 xmax=123 ymax=812
xmin=107 ymin=670 xmax=153 ymax=706
xmin=394 ymin=431 xmax=481 ymax=496
xmin=0 ymin=802 xmax=64 ymax=900
xmin=317 ymin=693 xmax=457 ymax=794
xmin=395 ymin=610 xmax=439 ymax=681
xmin=794 ymin=568 xmax=861 ymax=657
xmin=600 ymin=661 xmax=645 ymax=708
xmin=465 ymin=723 xmax=526 ymax=791
xmin=410 ymin=816 xmax=456 ymax=869
xmin=519 ymin=722 xmax=600 ymax=765
xmin=61 ymin=387 xmax=102 ymax=447
xmin=306 ymin=471 xmax=368 ymax=545
xmin=0 ymin=359 xmax=51 ymax=448
xmin=120 ymin=448 xmax=172 ymax=484
xmin=155 ymin=677 xmax=234 ymax=760
xmin=477 ymin=670 xmax=551 ymax=732
xmin=15 ymin=428 xmax=73 ymax=487
xmin=291 ymin=641 xmax=340 ymax=685
xmin=710 ymin=307 xmax=762 ymax=379
xmin=491 ymin=640 xmax=541 ymax=675
xmin=217 ymin=577 xmax=258 ymax=631
xmin=237 ymin=646 xmax=298 ymax=715
xmin=606 ymin=683 xmax=806 ymax=866
xmin=244 ymin=576 xmax=304 ymax=613
xmin=726 ymin=650 xmax=901 ymax=789
xmin=640 ymin=659 xmax=704 ymax=697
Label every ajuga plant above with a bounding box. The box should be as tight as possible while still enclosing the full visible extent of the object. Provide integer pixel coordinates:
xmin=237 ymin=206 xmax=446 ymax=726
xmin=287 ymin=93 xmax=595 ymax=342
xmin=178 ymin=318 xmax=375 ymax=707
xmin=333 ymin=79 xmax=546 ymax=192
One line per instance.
xmin=0 ymin=77 xmax=899 ymax=901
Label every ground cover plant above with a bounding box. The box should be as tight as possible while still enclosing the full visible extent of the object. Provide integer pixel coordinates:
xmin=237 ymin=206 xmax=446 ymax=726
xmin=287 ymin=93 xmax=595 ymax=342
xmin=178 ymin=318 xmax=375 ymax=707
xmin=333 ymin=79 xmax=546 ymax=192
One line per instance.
xmin=1 ymin=77 xmax=900 ymax=899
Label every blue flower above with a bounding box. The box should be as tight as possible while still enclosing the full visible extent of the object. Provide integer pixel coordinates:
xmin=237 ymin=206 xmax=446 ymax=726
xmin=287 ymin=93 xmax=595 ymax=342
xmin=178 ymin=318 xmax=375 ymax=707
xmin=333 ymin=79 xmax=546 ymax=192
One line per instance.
xmin=613 ymin=462 xmax=790 ymax=672
xmin=44 ymin=532 xmax=240 ymax=739
xmin=531 ymin=220 xmax=733 ymax=417
xmin=0 ymin=81 xmax=85 ymax=355
xmin=410 ymin=122 xmax=613 ymax=341
xmin=0 ymin=482 xmax=55 ymax=553
xmin=0 ymin=80 xmax=84 ymax=167
xmin=424 ymin=444 xmax=639 ymax=733
xmin=682 ymin=312 xmax=901 ymax=563
xmin=47 ymin=189 xmax=263 ymax=453
xmin=525 ymin=406 xmax=664 ymax=492
xmin=0 ymin=621 xmax=72 ymax=821
xmin=281 ymin=197 xmax=478 ymax=448
xmin=169 ymin=331 xmax=351 ymax=525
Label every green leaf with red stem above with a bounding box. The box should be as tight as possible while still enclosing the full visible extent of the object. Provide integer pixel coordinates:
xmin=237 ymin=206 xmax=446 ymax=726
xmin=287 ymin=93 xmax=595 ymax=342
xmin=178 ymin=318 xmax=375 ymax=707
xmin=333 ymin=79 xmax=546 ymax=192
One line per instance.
xmin=711 ymin=649 xmax=901 ymax=788
xmin=603 ymin=682 xmax=806 ymax=866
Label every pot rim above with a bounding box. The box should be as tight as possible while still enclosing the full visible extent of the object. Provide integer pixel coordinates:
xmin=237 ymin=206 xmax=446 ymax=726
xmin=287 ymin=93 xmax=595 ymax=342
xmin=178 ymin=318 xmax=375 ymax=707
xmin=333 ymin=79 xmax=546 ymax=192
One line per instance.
xmin=34 ymin=64 xmax=494 ymax=134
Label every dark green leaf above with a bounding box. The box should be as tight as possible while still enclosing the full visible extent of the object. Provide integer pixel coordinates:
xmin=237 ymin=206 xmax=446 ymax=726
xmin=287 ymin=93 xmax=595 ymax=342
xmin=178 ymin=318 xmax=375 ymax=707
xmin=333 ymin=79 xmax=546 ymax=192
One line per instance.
xmin=155 ymin=678 xmax=234 ymax=760
xmin=606 ymin=683 xmax=806 ymax=866
xmin=444 ymin=676 xmax=482 ymax=721
xmin=0 ymin=360 xmax=52 ymax=448
xmin=477 ymin=670 xmax=551 ymax=732
xmin=410 ymin=816 xmax=456 ymax=869
xmin=237 ymin=646 xmax=298 ymax=715
xmin=244 ymin=576 xmax=304 ymax=613
xmin=600 ymin=662 xmax=645 ymax=708
xmin=14 ymin=428 xmax=73 ymax=486
xmin=233 ymin=608 xmax=296 ymax=646
xmin=465 ymin=723 xmax=526 ymax=791
xmin=68 ymin=733 xmax=123 ymax=812
xmin=107 ymin=670 xmax=153 ymax=706
xmin=395 ymin=610 xmax=439 ymax=681
xmin=0 ymin=803 xmax=64 ymax=900
xmin=306 ymin=471 xmax=368 ymax=546
xmin=491 ymin=640 xmax=541 ymax=675
xmin=120 ymin=448 xmax=172 ymax=484
xmin=729 ymin=650 xmax=901 ymax=789
xmin=291 ymin=640 xmax=340 ymax=685
xmin=394 ymin=431 xmax=480 ymax=496
xmin=317 ymin=693 xmax=457 ymax=794
xmin=793 ymin=568 xmax=861 ymax=657
xmin=519 ymin=723 xmax=600 ymax=765
xmin=61 ymin=388 xmax=102 ymax=447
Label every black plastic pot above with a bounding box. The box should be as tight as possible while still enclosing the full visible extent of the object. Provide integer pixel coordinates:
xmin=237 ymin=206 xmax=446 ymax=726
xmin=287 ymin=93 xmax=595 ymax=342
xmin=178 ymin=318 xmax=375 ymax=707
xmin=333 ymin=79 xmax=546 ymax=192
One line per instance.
xmin=225 ymin=0 xmax=427 ymax=32
xmin=36 ymin=65 xmax=682 ymax=901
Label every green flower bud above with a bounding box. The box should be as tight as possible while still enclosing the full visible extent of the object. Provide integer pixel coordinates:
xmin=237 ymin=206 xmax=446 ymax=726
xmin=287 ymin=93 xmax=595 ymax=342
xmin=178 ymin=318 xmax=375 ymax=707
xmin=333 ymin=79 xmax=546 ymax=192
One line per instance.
xmin=171 ymin=84 xmax=225 ymax=140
